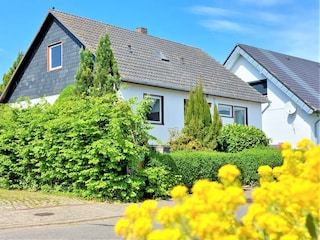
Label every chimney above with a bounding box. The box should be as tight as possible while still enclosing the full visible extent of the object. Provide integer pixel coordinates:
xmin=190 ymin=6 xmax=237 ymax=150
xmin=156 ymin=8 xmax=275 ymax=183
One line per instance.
xmin=136 ymin=27 xmax=147 ymax=34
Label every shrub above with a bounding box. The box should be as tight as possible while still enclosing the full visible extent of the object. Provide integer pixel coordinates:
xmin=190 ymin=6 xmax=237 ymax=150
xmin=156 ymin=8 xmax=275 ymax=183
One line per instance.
xmin=115 ymin=139 xmax=319 ymax=239
xmin=141 ymin=151 xmax=182 ymax=199
xmin=0 ymin=94 xmax=154 ymax=202
xmin=218 ymin=123 xmax=269 ymax=153
xmin=171 ymin=146 xmax=282 ymax=188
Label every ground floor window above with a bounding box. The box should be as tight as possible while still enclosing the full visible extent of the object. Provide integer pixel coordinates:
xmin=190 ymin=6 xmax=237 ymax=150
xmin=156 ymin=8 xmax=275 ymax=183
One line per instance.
xmin=234 ymin=106 xmax=247 ymax=125
xmin=144 ymin=94 xmax=164 ymax=124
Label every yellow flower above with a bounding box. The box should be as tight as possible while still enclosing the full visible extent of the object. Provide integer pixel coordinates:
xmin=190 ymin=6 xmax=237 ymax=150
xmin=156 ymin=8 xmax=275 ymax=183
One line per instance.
xmin=114 ymin=218 xmax=130 ymax=237
xmin=170 ymin=185 xmax=188 ymax=200
xmin=156 ymin=206 xmax=175 ymax=225
xmin=141 ymin=199 xmax=158 ymax=212
xmin=296 ymin=138 xmax=314 ymax=150
xmin=218 ymin=164 xmax=240 ymax=182
xmin=281 ymin=141 xmax=291 ymax=150
xmin=147 ymin=228 xmax=181 ymax=240
xmin=133 ymin=217 xmax=153 ymax=237
xmin=258 ymin=165 xmax=273 ymax=177
xmin=125 ymin=203 xmax=141 ymax=221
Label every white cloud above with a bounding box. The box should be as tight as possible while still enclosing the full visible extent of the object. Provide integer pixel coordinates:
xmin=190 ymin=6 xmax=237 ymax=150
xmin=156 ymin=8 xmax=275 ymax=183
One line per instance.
xmin=201 ymin=19 xmax=250 ymax=33
xmin=188 ymin=6 xmax=236 ymax=17
xmin=238 ymin=0 xmax=292 ymax=7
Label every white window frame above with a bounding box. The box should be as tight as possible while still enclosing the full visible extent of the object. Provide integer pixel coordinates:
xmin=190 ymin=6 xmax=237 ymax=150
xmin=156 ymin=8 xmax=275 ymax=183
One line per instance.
xmin=144 ymin=94 xmax=164 ymax=125
xmin=48 ymin=42 xmax=63 ymax=71
xmin=234 ymin=106 xmax=247 ymax=125
xmin=218 ymin=104 xmax=232 ymax=117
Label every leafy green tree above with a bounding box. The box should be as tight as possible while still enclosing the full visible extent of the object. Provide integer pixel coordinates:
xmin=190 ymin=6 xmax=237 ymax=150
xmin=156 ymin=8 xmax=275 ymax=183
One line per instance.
xmin=92 ymin=33 xmax=121 ymax=96
xmin=75 ymin=48 xmax=94 ymax=96
xmin=0 ymin=51 xmax=24 ymax=96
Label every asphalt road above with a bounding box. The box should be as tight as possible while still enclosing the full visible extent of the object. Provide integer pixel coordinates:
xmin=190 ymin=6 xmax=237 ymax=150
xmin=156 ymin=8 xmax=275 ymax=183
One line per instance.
xmin=0 ymin=205 xmax=250 ymax=240
xmin=0 ymin=217 xmax=122 ymax=240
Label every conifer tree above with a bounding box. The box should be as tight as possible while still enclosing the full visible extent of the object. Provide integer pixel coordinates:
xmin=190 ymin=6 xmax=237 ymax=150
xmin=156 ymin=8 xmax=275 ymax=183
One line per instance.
xmin=183 ymin=81 xmax=211 ymax=142
xmin=203 ymin=103 xmax=223 ymax=149
xmin=93 ymin=33 xmax=121 ymax=96
xmin=75 ymin=48 xmax=94 ymax=96
xmin=0 ymin=51 xmax=24 ymax=96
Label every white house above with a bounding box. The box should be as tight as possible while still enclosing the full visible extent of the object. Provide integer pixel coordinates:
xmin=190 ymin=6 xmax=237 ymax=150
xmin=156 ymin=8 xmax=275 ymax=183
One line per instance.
xmin=0 ymin=10 xmax=267 ymax=144
xmin=224 ymin=44 xmax=320 ymax=146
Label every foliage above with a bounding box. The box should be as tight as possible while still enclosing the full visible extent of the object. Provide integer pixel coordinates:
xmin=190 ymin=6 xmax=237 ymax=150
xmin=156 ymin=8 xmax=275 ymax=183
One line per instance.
xmin=92 ymin=33 xmax=121 ymax=96
xmin=115 ymin=138 xmax=320 ymax=240
xmin=74 ymin=33 xmax=120 ymax=97
xmin=170 ymin=146 xmax=282 ymax=188
xmin=203 ymin=103 xmax=223 ymax=150
xmin=0 ymin=51 xmax=24 ymax=96
xmin=75 ymin=48 xmax=94 ymax=96
xmin=169 ymin=81 xmax=222 ymax=151
xmin=218 ymin=123 xmax=269 ymax=153
xmin=183 ymin=80 xmax=211 ymax=142
xmin=141 ymin=151 xmax=182 ymax=200
xmin=0 ymin=94 xmax=159 ymax=202
xmin=54 ymin=85 xmax=76 ymax=105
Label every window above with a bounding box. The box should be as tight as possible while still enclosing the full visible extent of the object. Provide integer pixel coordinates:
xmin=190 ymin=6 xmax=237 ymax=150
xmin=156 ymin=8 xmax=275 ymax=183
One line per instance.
xmin=234 ymin=107 xmax=247 ymax=125
xmin=249 ymin=79 xmax=267 ymax=95
xmin=145 ymin=94 xmax=164 ymax=124
xmin=218 ymin=104 xmax=232 ymax=117
xmin=48 ymin=42 xmax=62 ymax=71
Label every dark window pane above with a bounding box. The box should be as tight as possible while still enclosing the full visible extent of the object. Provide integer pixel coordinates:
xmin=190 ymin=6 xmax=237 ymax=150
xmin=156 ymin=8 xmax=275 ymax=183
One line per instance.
xmin=51 ymin=44 xmax=62 ymax=69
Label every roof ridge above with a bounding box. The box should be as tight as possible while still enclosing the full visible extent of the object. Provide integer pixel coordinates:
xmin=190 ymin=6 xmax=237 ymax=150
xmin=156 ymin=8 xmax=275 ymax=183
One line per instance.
xmin=50 ymin=9 xmax=202 ymax=52
xmin=238 ymin=43 xmax=319 ymax=64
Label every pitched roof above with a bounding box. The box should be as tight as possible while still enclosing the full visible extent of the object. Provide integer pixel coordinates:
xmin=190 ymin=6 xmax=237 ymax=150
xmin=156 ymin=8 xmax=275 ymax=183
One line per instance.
xmin=0 ymin=10 xmax=267 ymax=103
xmin=228 ymin=43 xmax=319 ymax=112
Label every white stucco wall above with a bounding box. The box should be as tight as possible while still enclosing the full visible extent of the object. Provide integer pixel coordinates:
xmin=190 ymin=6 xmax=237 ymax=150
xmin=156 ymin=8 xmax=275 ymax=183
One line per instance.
xmin=122 ymin=82 xmax=262 ymax=144
xmin=226 ymin=54 xmax=319 ymax=146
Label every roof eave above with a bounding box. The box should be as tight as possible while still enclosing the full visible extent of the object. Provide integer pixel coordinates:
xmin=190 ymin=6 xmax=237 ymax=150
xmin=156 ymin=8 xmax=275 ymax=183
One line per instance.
xmin=121 ymin=77 xmax=268 ymax=104
xmin=0 ymin=11 xmax=57 ymax=103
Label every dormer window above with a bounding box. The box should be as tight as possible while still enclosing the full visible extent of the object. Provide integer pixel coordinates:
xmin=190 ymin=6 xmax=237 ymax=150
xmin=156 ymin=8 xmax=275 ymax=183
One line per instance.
xmin=48 ymin=42 xmax=63 ymax=71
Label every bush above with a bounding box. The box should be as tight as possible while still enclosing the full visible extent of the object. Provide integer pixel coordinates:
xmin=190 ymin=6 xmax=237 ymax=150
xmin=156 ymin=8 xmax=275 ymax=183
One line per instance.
xmin=171 ymin=146 xmax=282 ymax=188
xmin=141 ymin=151 xmax=182 ymax=199
xmin=0 ymin=94 xmax=154 ymax=202
xmin=218 ymin=123 xmax=269 ymax=153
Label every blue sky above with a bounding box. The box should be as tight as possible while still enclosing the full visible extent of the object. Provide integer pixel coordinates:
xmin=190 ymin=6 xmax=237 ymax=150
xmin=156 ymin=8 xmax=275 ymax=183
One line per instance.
xmin=0 ymin=0 xmax=318 ymax=83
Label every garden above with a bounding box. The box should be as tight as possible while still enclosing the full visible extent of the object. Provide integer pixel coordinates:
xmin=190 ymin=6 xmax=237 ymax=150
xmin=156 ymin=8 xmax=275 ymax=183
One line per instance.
xmin=0 ymin=32 xmax=318 ymax=239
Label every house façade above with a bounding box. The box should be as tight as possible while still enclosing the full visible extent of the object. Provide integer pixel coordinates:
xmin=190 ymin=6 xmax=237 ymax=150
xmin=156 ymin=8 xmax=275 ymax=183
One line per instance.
xmin=0 ymin=9 xmax=267 ymax=144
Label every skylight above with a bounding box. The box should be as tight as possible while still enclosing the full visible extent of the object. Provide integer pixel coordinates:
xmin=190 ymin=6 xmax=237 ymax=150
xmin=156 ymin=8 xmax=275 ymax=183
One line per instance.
xmin=156 ymin=51 xmax=169 ymax=61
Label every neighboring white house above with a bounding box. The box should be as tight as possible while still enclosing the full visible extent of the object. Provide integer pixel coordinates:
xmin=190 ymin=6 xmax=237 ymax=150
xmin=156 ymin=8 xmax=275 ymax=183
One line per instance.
xmin=224 ymin=44 xmax=320 ymax=146
xmin=0 ymin=10 xmax=267 ymax=144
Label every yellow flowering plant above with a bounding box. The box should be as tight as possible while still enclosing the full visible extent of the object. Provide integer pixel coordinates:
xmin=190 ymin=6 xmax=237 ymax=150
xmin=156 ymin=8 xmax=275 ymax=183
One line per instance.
xmin=115 ymin=138 xmax=320 ymax=239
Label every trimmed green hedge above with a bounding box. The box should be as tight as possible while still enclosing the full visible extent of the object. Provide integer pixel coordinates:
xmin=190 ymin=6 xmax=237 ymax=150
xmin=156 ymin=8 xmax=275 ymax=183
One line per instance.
xmin=170 ymin=146 xmax=282 ymax=188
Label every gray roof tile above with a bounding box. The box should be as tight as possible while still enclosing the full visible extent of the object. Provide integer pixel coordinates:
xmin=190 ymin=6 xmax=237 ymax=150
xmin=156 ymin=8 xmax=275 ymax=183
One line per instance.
xmin=51 ymin=10 xmax=266 ymax=103
xmin=238 ymin=44 xmax=320 ymax=111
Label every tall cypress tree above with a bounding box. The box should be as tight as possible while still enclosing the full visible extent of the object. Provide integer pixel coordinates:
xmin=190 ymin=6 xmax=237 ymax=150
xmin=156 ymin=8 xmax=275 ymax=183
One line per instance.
xmin=0 ymin=51 xmax=24 ymax=96
xmin=93 ymin=33 xmax=120 ymax=96
xmin=75 ymin=48 xmax=94 ymax=96
xmin=203 ymin=103 xmax=223 ymax=149
xmin=183 ymin=80 xmax=211 ymax=143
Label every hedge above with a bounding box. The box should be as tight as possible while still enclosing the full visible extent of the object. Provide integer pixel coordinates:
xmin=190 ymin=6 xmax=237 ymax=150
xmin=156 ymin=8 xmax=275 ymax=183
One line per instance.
xmin=170 ymin=146 xmax=282 ymax=188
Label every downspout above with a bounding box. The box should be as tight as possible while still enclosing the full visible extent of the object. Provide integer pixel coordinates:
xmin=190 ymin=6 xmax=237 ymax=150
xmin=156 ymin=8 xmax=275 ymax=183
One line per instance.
xmin=262 ymin=101 xmax=271 ymax=114
xmin=315 ymin=116 xmax=320 ymax=145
